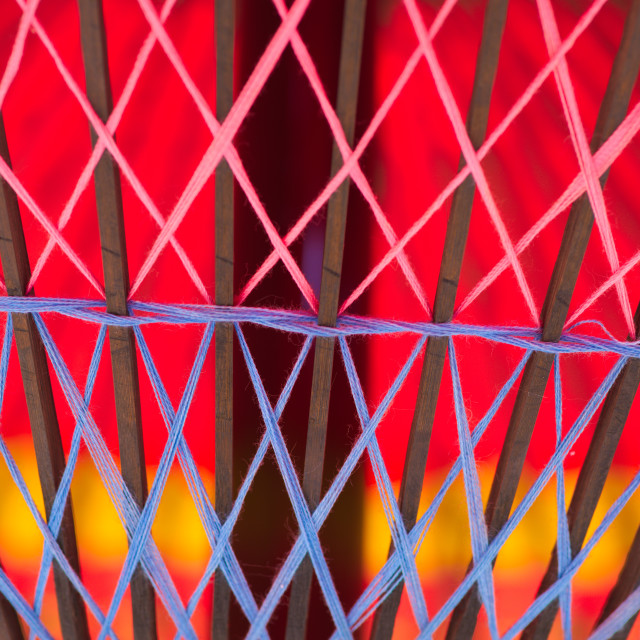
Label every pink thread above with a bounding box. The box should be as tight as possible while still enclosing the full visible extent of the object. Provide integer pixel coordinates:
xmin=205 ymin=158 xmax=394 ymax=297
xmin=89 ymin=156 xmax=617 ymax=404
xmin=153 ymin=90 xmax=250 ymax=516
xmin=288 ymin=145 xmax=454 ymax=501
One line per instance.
xmin=404 ymin=0 xmax=539 ymax=324
xmin=0 ymin=156 xmax=104 ymax=296
xmin=537 ymin=0 xmax=635 ymax=337
xmin=0 ymin=0 xmax=41 ymax=111
xmin=238 ymin=0 xmax=458 ymax=307
xmin=459 ymin=96 xmax=640 ymax=316
xmin=130 ymin=0 xmax=316 ymax=307
xmin=340 ymin=0 xmax=608 ymax=315
xmin=269 ymin=0 xmax=449 ymax=318
xmin=13 ymin=0 xmax=210 ymax=300
xmin=24 ymin=0 xmax=210 ymax=301
xmin=129 ymin=0 xmax=318 ymax=309
xmin=567 ymin=249 xmax=640 ymax=328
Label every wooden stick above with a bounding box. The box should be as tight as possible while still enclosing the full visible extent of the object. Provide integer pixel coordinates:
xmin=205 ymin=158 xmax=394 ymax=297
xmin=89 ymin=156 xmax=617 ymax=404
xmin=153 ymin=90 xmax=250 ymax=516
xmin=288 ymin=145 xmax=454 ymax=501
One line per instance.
xmin=447 ymin=0 xmax=640 ymax=636
xmin=0 ymin=114 xmax=89 ymax=640
xmin=284 ymin=1 xmax=367 ymax=637
xmin=594 ymin=503 xmax=640 ymax=640
xmin=0 ymin=566 xmax=24 ymax=640
xmin=368 ymin=0 xmax=509 ymax=636
xmin=76 ymin=2 xmax=157 ymax=638
xmin=212 ymin=0 xmax=235 ymax=637
xmin=522 ymin=310 xmax=640 ymax=640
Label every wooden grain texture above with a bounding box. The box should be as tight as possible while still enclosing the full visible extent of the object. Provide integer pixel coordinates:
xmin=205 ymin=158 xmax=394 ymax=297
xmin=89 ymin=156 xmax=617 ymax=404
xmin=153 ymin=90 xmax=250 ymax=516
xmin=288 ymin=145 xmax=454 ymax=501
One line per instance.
xmin=369 ymin=0 xmax=509 ymax=636
xmin=212 ymin=0 xmax=235 ymax=637
xmin=76 ymin=1 xmax=157 ymax=638
xmin=284 ymin=1 xmax=367 ymax=637
xmin=0 ymin=114 xmax=89 ymax=640
xmin=448 ymin=0 xmax=640 ymax=636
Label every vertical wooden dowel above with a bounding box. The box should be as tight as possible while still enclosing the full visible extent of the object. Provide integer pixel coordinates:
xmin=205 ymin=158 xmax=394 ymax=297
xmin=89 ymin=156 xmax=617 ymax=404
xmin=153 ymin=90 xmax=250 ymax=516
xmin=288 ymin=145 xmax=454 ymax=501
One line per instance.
xmin=0 ymin=114 xmax=89 ymax=640
xmin=75 ymin=2 xmax=158 ymax=638
xmin=284 ymin=1 xmax=367 ymax=637
xmin=213 ymin=0 xmax=235 ymax=638
xmin=369 ymin=0 xmax=509 ymax=636
xmin=448 ymin=1 xmax=640 ymax=636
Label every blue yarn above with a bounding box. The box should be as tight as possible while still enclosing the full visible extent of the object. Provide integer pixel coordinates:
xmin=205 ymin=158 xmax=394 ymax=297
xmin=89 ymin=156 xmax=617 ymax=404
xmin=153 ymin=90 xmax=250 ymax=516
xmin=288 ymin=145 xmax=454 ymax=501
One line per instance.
xmin=96 ymin=323 xmax=214 ymax=640
xmin=248 ymin=334 xmax=427 ymax=640
xmin=554 ymin=356 xmax=572 ymax=639
xmin=0 ymin=296 xmax=636 ymax=356
xmin=448 ymin=339 xmax=499 ymax=640
xmin=30 ymin=324 xmax=107 ymax=640
xmin=31 ymin=314 xmax=198 ymax=638
xmin=176 ymin=336 xmax=312 ymax=640
xmin=415 ymin=355 xmax=627 ymax=639
xmin=339 ymin=336 xmax=430 ymax=632
xmin=132 ymin=325 xmax=273 ymax=638
xmin=330 ymin=349 xmax=531 ymax=637
xmin=235 ymin=324 xmax=353 ymax=639
xmin=0 ymin=298 xmax=636 ymax=638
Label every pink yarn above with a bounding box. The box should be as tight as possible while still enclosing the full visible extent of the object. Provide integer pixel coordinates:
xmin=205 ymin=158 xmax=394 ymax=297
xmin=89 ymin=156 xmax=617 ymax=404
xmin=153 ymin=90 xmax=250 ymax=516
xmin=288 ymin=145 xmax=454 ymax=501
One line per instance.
xmin=404 ymin=0 xmax=539 ymax=324
xmin=536 ymin=0 xmax=636 ymax=337
xmin=340 ymin=0 xmax=609 ymax=315
xmin=238 ymin=0 xmax=457 ymax=308
xmin=130 ymin=0 xmax=317 ymax=307
xmin=459 ymin=96 xmax=640 ymax=318
xmin=12 ymin=0 xmax=208 ymax=300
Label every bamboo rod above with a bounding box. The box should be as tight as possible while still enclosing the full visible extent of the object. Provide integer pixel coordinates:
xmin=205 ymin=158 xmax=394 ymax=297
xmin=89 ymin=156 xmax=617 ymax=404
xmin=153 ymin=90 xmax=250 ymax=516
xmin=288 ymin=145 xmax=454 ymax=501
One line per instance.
xmin=284 ymin=1 xmax=367 ymax=637
xmin=76 ymin=1 xmax=157 ymax=638
xmin=369 ymin=0 xmax=509 ymax=636
xmin=0 ymin=113 xmax=89 ymax=640
xmin=212 ymin=0 xmax=235 ymax=637
xmin=447 ymin=1 xmax=640 ymax=636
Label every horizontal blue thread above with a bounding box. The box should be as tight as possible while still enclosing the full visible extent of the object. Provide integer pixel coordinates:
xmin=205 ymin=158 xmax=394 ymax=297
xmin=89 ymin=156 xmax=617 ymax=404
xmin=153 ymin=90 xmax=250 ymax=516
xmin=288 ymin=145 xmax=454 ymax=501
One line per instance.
xmin=0 ymin=296 xmax=637 ymax=356
xmin=0 ymin=299 xmax=635 ymax=638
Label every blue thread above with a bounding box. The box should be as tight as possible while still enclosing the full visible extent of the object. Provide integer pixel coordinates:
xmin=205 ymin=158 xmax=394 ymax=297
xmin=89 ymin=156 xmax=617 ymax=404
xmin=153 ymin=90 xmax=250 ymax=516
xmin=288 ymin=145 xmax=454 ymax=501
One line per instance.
xmin=30 ymin=324 xmax=107 ymax=640
xmin=339 ymin=335 xmax=430 ymax=632
xmin=554 ymin=355 xmax=572 ymax=639
xmin=31 ymin=314 xmax=197 ymax=638
xmin=0 ymin=295 xmax=636 ymax=357
xmin=0 ymin=298 xmax=635 ymax=638
xmin=330 ymin=349 xmax=530 ymax=637
xmin=97 ymin=323 xmax=214 ymax=640
xmin=249 ymin=334 xmax=427 ymax=639
xmin=448 ymin=338 xmax=499 ymax=639
xmin=235 ymin=324 xmax=353 ymax=638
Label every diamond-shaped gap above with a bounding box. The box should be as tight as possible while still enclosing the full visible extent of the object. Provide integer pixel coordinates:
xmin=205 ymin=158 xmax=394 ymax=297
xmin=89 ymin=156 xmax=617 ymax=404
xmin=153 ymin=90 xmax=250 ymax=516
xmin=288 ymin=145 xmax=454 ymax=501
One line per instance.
xmin=454 ymin=80 xmax=582 ymax=328
xmin=230 ymin=316 xmax=312 ymax=631
xmin=0 ymin=4 xmax=22 ymax=73
xmin=1 ymin=0 xmax=105 ymax=300
xmin=235 ymin=39 xmax=344 ymax=311
xmin=361 ymin=10 xmax=469 ymax=322
xmin=150 ymin=460 xmax=212 ymax=638
xmin=131 ymin=320 xmax=215 ymax=634
xmin=71 ymin=450 xmax=130 ymax=639
xmin=0 ymin=436 xmax=51 ymax=632
xmin=558 ymin=0 xmax=628 ymax=143
xmin=231 ymin=326 xmax=309 ymax=637
xmin=42 ymin=313 xmax=113 ymax=453
xmin=113 ymin=8 xmax=216 ymax=305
